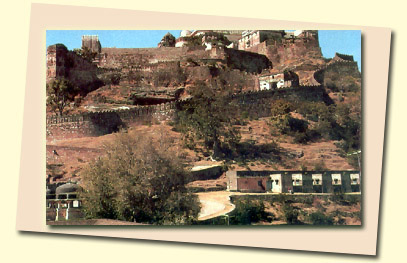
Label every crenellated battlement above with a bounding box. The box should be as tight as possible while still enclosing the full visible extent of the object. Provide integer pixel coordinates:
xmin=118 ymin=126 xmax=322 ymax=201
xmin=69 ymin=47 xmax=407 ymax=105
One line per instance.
xmin=46 ymin=101 xmax=176 ymax=125
xmin=333 ymin=52 xmax=354 ymax=62
xmin=313 ymin=59 xmax=360 ymax=84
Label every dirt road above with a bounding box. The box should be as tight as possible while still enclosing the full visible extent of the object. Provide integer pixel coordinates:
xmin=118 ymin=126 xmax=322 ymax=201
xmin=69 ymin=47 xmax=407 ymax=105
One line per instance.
xmin=197 ymin=191 xmax=235 ymax=220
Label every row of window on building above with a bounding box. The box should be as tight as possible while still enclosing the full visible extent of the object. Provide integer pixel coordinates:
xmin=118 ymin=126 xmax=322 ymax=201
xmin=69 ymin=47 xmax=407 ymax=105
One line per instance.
xmin=269 ymin=173 xmax=361 ymax=186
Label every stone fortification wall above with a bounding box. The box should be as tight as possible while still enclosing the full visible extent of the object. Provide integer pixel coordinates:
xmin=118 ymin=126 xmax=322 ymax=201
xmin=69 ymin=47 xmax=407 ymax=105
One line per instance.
xmin=231 ymin=85 xmax=333 ymax=118
xmin=47 ymin=102 xmax=176 ymax=140
xmin=99 ymin=46 xmax=211 ymax=69
xmin=47 ymin=86 xmax=331 ymax=141
xmin=99 ymin=46 xmax=270 ymax=74
xmin=313 ymin=60 xmax=361 ymax=85
xmin=333 ymin=52 xmax=354 ymax=62
xmin=224 ymin=48 xmax=272 ymax=73
xmin=245 ymin=37 xmax=323 ymax=69
xmin=46 ymin=44 xmax=103 ymax=94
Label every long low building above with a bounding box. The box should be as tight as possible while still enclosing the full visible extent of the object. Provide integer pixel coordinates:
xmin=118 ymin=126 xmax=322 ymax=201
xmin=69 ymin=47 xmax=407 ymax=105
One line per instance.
xmin=226 ymin=170 xmax=361 ymax=193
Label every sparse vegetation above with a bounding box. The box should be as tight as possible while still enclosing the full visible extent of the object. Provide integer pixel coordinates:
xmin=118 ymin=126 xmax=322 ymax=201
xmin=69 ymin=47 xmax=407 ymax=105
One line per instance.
xmin=152 ymin=63 xmax=186 ymax=87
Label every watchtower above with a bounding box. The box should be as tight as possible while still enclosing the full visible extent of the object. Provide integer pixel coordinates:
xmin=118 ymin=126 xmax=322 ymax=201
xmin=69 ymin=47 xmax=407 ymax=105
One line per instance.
xmin=81 ymin=35 xmax=101 ymax=54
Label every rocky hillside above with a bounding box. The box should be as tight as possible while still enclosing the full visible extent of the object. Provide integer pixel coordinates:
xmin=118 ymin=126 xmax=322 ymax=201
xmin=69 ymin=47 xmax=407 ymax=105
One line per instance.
xmin=46 ymin=34 xmax=361 ymax=184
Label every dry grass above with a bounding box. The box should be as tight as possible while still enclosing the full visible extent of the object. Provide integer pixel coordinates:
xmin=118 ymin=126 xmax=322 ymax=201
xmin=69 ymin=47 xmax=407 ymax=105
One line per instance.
xmin=46 ymin=116 xmax=355 ymax=183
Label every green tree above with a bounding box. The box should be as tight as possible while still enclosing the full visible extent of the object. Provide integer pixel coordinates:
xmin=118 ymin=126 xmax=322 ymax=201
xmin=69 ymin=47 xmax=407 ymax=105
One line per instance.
xmin=46 ymin=78 xmax=77 ymax=116
xmin=309 ymin=211 xmax=334 ymax=225
xmin=80 ymin=129 xmax=201 ymax=225
xmin=230 ymin=198 xmax=269 ymax=225
xmin=270 ymin=99 xmax=292 ymax=117
xmin=282 ymin=204 xmax=301 ymax=225
xmin=175 ymin=81 xmax=241 ymax=159
xmin=73 ymin=46 xmax=98 ymax=62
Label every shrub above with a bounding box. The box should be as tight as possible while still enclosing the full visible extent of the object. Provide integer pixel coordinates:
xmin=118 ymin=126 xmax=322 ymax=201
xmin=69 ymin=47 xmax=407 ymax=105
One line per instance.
xmin=313 ymin=160 xmax=326 ymax=171
xmin=270 ymin=99 xmax=292 ymax=117
xmin=293 ymin=131 xmax=309 ymax=144
xmin=110 ymin=73 xmax=121 ymax=85
xmin=309 ymin=211 xmax=334 ymax=225
xmin=282 ymin=204 xmax=300 ymax=225
xmin=80 ymin=129 xmax=201 ymax=225
xmin=230 ymin=198 xmax=269 ymax=225
xmin=273 ymin=194 xmax=286 ymax=205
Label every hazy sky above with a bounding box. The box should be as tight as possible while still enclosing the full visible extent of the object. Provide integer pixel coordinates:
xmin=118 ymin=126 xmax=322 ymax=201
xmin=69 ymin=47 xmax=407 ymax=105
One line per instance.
xmin=46 ymin=30 xmax=361 ymax=70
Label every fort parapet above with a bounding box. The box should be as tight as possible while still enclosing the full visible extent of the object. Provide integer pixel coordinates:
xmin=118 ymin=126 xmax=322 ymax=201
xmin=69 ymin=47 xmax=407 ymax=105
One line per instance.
xmin=46 ymin=102 xmax=176 ymax=140
xmin=313 ymin=59 xmax=360 ymax=85
xmin=333 ymin=52 xmax=354 ymax=62
xmin=98 ymin=46 xmax=271 ymax=74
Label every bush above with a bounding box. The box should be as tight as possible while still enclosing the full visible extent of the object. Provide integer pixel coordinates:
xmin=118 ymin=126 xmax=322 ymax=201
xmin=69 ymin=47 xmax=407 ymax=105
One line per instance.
xmin=293 ymin=131 xmax=309 ymax=144
xmin=313 ymin=160 xmax=326 ymax=171
xmin=270 ymin=100 xmax=292 ymax=117
xmin=274 ymin=115 xmax=308 ymax=135
xmin=80 ymin=129 xmax=201 ymax=225
xmin=230 ymin=198 xmax=269 ymax=225
xmin=110 ymin=73 xmax=121 ymax=85
xmin=273 ymin=194 xmax=286 ymax=205
xmin=282 ymin=204 xmax=300 ymax=225
xmin=309 ymin=211 xmax=334 ymax=225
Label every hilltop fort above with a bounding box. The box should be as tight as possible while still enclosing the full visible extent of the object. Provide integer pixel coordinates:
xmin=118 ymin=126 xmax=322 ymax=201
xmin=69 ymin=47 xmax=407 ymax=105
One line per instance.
xmin=46 ymin=30 xmax=361 ymax=225
xmin=46 ymin=30 xmax=359 ymax=141
xmin=46 ymin=29 xmax=361 ymax=181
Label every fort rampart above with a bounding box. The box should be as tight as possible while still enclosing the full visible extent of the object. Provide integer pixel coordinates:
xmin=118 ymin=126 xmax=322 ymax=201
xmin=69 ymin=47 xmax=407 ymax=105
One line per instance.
xmin=313 ymin=60 xmax=360 ymax=84
xmin=231 ymin=85 xmax=332 ymax=118
xmin=47 ymin=86 xmax=331 ymax=140
xmin=98 ymin=46 xmax=271 ymax=74
xmin=244 ymin=37 xmax=323 ymax=66
xmin=46 ymin=102 xmax=176 ymax=140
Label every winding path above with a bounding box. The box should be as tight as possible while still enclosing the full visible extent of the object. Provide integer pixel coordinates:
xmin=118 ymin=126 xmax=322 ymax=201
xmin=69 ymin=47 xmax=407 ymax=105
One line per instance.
xmin=197 ymin=191 xmax=235 ymax=221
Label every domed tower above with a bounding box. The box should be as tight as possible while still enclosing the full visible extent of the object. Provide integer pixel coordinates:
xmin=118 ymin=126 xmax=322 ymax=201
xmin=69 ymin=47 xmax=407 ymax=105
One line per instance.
xmin=55 ymin=183 xmax=80 ymax=199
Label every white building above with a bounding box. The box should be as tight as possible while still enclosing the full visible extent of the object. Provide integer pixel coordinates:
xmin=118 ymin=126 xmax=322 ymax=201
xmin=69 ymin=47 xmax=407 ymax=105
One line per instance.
xmin=259 ymin=73 xmax=286 ymax=90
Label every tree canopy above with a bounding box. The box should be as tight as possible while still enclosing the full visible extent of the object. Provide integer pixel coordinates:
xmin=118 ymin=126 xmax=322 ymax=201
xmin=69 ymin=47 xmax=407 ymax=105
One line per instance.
xmin=73 ymin=46 xmax=98 ymax=62
xmin=175 ymin=81 xmax=241 ymax=159
xmin=80 ymin=129 xmax=201 ymax=225
xmin=46 ymin=78 xmax=77 ymax=116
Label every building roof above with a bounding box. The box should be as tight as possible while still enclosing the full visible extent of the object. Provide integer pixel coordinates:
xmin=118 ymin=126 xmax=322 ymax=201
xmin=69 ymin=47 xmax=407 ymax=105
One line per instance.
xmin=191 ymin=164 xmax=222 ymax=172
xmin=55 ymin=183 xmax=80 ymax=195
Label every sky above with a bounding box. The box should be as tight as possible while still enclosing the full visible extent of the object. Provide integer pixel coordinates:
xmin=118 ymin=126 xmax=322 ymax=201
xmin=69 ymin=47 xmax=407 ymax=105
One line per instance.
xmin=46 ymin=30 xmax=361 ymax=70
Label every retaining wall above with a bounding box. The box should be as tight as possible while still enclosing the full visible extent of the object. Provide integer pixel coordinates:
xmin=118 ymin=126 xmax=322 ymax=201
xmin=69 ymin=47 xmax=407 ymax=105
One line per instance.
xmin=47 ymin=102 xmax=176 ymax=140
xmin=47 ymin=86 xmax=332 ymax=140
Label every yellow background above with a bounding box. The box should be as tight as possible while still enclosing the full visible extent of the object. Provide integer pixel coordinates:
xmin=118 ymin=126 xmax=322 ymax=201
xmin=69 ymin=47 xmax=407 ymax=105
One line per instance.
xmin=1 ymin=0 xmax=405 ymax=261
